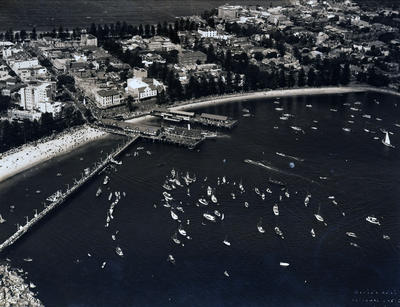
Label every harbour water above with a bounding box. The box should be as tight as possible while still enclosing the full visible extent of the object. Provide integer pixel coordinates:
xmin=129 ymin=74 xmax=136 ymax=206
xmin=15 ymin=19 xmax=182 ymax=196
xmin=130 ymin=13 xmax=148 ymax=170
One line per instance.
xmin=1 ymin=92 xmax=400 ymax=306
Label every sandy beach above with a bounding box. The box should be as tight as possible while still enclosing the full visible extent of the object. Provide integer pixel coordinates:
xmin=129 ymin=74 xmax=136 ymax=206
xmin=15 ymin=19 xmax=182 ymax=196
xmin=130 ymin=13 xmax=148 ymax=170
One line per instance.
xmin=0 ymin=125 xmax=106 ymax=183
xmin=170 ymin=86 xmax=370 ymax=111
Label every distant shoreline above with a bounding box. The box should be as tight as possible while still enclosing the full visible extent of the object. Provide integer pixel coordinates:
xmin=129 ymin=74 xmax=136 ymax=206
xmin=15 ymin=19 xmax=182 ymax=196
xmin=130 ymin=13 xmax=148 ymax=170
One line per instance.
xmin=0 ymin=85 xmax=397 ymax=184
xmin=170 ymin=86 xmax=399 ymax=111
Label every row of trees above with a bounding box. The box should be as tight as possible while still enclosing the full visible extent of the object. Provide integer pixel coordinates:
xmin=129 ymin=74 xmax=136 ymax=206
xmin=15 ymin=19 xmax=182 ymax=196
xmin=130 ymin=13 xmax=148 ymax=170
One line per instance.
xmin=0 ymin=107 xmax=85 ymax=153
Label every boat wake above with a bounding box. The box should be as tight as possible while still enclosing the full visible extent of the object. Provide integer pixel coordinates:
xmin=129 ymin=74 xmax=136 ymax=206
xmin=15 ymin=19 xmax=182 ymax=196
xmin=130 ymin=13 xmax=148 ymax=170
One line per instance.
xmin=244 ymin=159 xmax=317 ymax=184
xmin=276 ymin=152 xmax=305 ymax=162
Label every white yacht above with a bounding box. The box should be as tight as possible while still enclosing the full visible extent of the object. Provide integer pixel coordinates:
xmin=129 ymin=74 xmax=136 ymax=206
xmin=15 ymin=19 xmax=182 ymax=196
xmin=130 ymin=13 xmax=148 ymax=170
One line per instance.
xmin=207 ymin=186 xmax=212 ymax=196
xmin=314 ymin=214 xmax=324 ymax=222
xmin=273 ymin=204 xmax=279 ymax=216
xmin=311 ymin=228 xmax=315 ymax=237
xmin=346 ymin=232 xmax=357 ymax=238
xmin=199 ymin=198 xmax=209 ymax=206
xmin=115 ymin=247 xmax=124 ymax=257
xmin=203 ymin=213 xmax=216 ymax=222
xmin=366 ymin=216 xmax=380 ymax=225
xmin=382 ymin=132 xmax=395 ymax=148
xmin=279 ymin=262 xmax=290 ymax=267
xmin=170 ymin=211 xmax=179 ymax=220
xmin=211 ymin=195 xmax=218 ymax=203
xmin=223 ymin=239 xmax=231 ymax=246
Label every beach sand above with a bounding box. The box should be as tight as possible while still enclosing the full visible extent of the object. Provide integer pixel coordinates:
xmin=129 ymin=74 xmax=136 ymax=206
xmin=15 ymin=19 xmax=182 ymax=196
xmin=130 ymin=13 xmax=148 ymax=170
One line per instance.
xmin=170 ymin=87 xmax=369 ymax=111
xmin=0 ymin=125 xmax=106 ymax=183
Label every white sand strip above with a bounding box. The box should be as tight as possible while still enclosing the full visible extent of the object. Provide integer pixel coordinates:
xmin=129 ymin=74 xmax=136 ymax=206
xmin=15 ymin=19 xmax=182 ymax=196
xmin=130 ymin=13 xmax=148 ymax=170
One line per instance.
xmin=0 ymin=125 xmax=107 ymax=183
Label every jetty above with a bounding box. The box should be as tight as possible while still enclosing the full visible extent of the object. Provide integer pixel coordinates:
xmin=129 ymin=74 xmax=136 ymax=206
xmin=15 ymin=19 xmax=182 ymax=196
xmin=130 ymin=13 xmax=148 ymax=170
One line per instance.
xmin=0 ymin=136 xmax=139 ymax=253
xmin=150 ymin=109 xmax=238 ymax=129
xmin=99 ymin=119 xmax=206 ymax=149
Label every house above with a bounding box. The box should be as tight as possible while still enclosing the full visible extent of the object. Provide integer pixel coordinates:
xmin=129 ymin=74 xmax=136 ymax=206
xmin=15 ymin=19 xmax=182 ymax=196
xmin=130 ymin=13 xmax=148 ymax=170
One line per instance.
xmin=80 ymin=33 xmax=98 ymax=47
xmin=178 ymin=50 xmax=207 ymax=66
xmin=94 ymin=89 xmax=123 ymax=108
xmin=218 ymin=5 xmax=241 ymax=20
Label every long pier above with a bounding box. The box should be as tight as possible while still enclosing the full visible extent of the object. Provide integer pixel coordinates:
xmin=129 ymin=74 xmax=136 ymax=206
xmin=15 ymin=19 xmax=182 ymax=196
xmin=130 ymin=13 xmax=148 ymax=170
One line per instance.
xmin=0 ymin=136 xmax=139 ymax=253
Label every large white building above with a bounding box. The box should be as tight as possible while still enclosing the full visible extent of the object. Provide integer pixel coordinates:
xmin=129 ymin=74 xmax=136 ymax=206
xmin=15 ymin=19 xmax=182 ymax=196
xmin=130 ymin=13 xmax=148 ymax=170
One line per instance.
xmin=19 ymin=82 xmax=54 ymax=111
xmin=126 ymin=77 xmax=158 ymax=100
xmin=94 ymin=89 xmax=123 ymax=108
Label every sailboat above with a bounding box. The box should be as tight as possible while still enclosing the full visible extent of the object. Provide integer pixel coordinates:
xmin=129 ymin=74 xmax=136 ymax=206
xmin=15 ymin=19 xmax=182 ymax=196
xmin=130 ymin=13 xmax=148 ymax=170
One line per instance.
xmin=382 ymin=132 xmax=395 ymax=148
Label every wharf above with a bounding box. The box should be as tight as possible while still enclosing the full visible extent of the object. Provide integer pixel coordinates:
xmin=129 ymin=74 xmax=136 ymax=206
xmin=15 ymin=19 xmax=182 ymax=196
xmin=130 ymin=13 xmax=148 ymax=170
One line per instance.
xmin=0 ymin=136 xmax=139 ymax=253
xmin=150 ymin=109 xmax=238 ymax=129
xmin=99 ymin=119 xmax=205 ymax=149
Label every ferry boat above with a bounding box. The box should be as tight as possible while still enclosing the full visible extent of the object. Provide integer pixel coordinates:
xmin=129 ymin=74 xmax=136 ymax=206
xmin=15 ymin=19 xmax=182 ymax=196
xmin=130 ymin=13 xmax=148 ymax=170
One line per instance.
xmin=46 ymin=190 xmax=63 ymax=202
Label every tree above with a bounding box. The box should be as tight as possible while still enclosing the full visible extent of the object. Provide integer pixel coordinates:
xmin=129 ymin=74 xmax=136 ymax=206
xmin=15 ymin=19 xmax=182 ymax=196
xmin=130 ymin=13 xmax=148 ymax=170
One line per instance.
xmin=126 ymin=95 xmax=136 ymax=111
xmin=340 ymin=63 xmax=351 ymax=85
xmin=307 ymin=68 xmax=316 ymax=87
xmin=287 ymin=69 xmax=296 ymax=88
xmin=297 ymin=68 xmax=306 ymax=87
xmin=278 ymin=69 xmax=287 ymax=88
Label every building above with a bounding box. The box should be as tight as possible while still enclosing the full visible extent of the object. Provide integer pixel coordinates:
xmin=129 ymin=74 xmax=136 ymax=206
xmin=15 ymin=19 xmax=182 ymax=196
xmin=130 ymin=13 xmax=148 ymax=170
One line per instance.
xmin=19 ymin=82 xmax=54 ymax=110
xmin=178 ymin=50 xmax=207 ymax=66
xmin=94 ymin=89 xmax=123 ymax=108
xmin=218 ymin=5 xmax=240 ymax=20
xmin=80 ymin=34 xmax=98 ymax=47
xmin=8 ymin=109 xmax=42 ymax=121
xmin=198 ymin=28 xmax=218 ymax=38
xmin=37 ymin=101 xmax=63 ymax=117
xmin=133 ymin=67 xmax=148 ymax=79
xmin=126 ymin=77 xmax=158 ymax=100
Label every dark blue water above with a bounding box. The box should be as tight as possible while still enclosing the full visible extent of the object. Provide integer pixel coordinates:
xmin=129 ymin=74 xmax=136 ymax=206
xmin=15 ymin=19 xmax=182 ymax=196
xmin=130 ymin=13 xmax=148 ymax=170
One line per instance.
xmin=0 ymin=0 xmax=287 ymax=31
xmin=1 ymin=92 xmax=400 ymax=306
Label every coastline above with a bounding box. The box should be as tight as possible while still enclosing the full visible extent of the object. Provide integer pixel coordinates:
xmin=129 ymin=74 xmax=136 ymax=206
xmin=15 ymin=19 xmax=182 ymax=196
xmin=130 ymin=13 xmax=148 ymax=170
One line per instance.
xmin=0 ymin=125 xmax=107 ymax=183
xmin=169 ymin=86 xmax=380 ymax=111
xmin=0 ymin=85 xmax=397 ymax=184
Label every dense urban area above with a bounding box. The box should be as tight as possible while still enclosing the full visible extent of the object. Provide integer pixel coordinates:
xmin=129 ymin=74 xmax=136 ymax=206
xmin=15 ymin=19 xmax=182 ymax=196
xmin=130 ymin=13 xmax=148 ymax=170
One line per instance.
xmin=0 ymin=0 xmax=399 ymax=152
